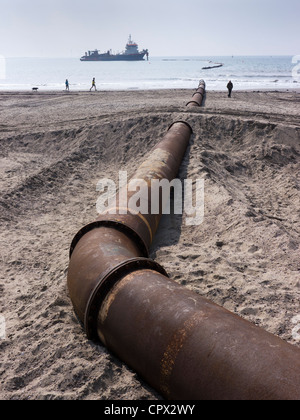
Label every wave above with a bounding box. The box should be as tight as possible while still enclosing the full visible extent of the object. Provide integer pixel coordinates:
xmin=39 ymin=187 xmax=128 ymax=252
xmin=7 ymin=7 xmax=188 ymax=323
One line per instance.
xmin=214 ymin=74 xmax=292 ymax=79
xmin=0 ymin=56 xmax=297 ymax=91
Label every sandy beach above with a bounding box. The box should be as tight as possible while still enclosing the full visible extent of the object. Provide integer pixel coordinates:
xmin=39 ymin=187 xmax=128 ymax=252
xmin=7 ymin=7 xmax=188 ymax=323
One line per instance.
xmin=0 ymin=88 xmax=300 ymax=400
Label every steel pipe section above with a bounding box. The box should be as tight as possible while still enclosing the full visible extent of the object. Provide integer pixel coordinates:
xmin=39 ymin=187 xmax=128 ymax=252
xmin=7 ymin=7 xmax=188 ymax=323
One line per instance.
xmin=94 ymin=120 xmax=193 ymax=253
xmin=67 ymin=115 xmax=300 ymax=400
xmin=96 ymin=269 xmax=300 ymax=400
xmin=69 ymin=121 xmax=192 ymax=258
xmin=67 ymin=120 xmax=193 ymax=332
xmin=186 ymin=79 xmax=206 ymax=108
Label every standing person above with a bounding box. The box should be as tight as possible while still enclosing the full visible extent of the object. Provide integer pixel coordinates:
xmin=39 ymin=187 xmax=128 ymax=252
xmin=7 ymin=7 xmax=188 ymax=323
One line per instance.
xmin=90 ymin=77 xmax=97 ymax=91
xmin=227 ymin=80 xmax=233 ymax=98
xmin=65 ymin=79 xmax=69 ymax=91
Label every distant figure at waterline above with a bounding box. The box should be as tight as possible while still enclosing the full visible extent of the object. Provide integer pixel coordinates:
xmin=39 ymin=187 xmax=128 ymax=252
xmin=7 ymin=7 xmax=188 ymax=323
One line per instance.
xmin=227 ymin=80 xmax=233 ymax=98
xmin=90 ymin=77 xmax=97 ymax=91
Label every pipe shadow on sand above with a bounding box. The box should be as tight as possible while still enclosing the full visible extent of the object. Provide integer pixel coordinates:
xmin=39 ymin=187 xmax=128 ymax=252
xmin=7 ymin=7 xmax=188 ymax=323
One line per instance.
xmin=150 ymin=135 xmax=194 ymax=259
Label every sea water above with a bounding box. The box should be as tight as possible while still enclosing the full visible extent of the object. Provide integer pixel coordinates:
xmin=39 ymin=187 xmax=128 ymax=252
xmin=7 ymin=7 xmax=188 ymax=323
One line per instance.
xmin=0 ymin=56 xmax=297 ymax=91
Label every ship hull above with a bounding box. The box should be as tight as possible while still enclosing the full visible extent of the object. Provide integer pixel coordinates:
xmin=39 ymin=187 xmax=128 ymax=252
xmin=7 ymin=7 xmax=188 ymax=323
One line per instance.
xmin=80 ymin=53 xmax=146 ymax=62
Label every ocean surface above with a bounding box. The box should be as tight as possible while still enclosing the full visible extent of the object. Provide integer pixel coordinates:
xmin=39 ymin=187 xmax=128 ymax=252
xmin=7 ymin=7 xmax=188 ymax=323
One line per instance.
xmin=0 ymin=56 xmax=298 ymax=91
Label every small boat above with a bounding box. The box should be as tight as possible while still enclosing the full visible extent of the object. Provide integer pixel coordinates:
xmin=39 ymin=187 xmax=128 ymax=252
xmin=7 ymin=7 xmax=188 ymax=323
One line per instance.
xmin=80 ymin=35 xmax=149 ymax=62
xmin=202 ymin=63 xmax=223 ymax=70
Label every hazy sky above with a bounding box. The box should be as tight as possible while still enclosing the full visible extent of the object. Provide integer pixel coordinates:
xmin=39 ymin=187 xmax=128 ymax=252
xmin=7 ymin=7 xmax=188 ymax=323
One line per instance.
xmin=0 ymin=0 xmax=299 ymax=57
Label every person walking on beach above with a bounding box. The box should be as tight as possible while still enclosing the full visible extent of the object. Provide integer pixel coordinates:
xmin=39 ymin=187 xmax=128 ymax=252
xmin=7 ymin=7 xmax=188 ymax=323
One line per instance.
xmin=227 ymin=80 xmax=233 ymax=98
xmin=65 ymin=79 xmax=69 ymax=91
xmin=90 ymin=77 xmax=97 ymax=91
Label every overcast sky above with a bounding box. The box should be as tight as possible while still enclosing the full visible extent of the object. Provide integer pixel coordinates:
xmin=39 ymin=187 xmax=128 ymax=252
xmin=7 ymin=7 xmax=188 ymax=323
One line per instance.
xmin=0 ymin=0 xmax=299 ymax=57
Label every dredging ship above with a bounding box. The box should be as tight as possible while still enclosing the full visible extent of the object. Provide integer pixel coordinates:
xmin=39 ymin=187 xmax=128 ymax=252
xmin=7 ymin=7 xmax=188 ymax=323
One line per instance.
xmin=80 ymin=35 xmax=149 ymax=62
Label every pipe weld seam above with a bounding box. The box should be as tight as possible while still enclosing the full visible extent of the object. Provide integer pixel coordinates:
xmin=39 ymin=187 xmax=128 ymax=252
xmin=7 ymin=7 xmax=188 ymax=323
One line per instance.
xmin=105 ymin=207 xmax=153 ymax=244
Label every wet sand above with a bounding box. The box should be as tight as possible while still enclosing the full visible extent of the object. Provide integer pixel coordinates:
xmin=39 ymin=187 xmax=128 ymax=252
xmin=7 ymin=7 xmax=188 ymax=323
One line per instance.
xmin=0 ymin=89 xmax=300 ymax=399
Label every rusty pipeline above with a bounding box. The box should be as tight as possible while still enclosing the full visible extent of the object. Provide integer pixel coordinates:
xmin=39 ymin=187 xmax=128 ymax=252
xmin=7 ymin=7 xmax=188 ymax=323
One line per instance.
xmin=96 ymin=268 xmax=300 ymax=400
xmin=186 ymin=79 xmax=206 ymax=107
xmin=67 ymin=116 xmax=300 ymax=400
xmin=67 ymin=120 xmax=193 ymax=333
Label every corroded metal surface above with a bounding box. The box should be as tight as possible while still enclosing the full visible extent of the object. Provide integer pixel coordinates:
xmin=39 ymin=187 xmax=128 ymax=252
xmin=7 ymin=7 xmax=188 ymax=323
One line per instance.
xmin=67 ymin=226 xmax=142 ymax=324
xmin=69 ymin=121 xmax=192 ymax=257
xmin=95 ymin=120 xmax=192 ymax=252
xmin=67 ymin=120 xmax=192 ymax=327
xmin=96 ymin=269 xmax=300 ymax=400
xmin=67 ymin=105 xmax=300 ymax=400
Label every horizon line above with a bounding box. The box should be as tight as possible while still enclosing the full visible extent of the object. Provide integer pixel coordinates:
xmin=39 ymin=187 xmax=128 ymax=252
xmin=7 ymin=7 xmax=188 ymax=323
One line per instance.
xmin=3 ymin=54 xmax=296 ymax=59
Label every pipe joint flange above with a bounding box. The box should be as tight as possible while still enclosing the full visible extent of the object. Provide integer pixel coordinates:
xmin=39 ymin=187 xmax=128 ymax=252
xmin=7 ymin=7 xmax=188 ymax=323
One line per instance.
xmin=186 ymin=100 xmax=200 ymax=107
xmin=192 ymin=92 xmax=204 ymax=98
xmin=69 ymin=220 xmax=149 ymax=259
xmin=167 ymin=120 xmax=193 ymax=134
xmin=84 ymin=257 xmax=168 ymax=340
